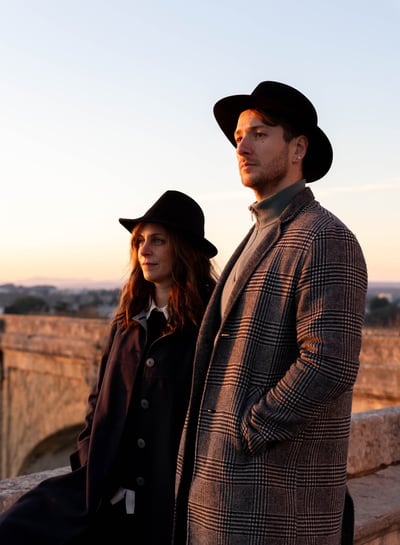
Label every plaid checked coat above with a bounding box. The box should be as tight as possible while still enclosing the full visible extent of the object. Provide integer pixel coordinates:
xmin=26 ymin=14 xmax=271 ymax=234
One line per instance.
xmin=174 ymin=188 xmax=368 ymax=545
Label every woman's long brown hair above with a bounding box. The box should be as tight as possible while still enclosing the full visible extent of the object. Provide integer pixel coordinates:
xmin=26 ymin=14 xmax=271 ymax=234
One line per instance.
xmin=114 ymin=223 xmax=218 ymax=331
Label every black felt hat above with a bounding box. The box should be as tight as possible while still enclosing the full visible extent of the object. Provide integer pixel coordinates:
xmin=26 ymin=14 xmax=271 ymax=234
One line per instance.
xmin=213 ymin=81 xmax=333 ymax=182
xmin=119 ymin=190 xmax=218 ymax=258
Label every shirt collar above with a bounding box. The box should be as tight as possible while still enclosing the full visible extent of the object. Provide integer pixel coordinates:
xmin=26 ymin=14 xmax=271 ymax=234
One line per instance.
xmin=146 ymin=299 xmax=169 ymax=320
xmin=249 ymin=179 xmax=306 ymax=227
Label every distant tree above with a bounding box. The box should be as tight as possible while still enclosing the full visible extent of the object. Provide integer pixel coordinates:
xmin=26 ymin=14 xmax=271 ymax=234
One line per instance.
xmin=53 ymin=301 xmax=72 ymax=315
xmin=368 ymin=296 xmax=391 ymax=312
xmin=4 ymin=296 xmax=48 ymax=315
xmin=365 ymin=296 xmax=400 ymax=327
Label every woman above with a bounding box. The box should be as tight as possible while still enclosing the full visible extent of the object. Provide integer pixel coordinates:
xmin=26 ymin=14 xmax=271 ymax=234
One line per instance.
xmin=0 ymin=190 xmax=218 ymax=545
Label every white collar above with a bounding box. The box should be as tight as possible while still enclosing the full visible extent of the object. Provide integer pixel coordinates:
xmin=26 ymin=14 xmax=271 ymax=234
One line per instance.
xmin=146 ymin=299 xmax=169 ymax=320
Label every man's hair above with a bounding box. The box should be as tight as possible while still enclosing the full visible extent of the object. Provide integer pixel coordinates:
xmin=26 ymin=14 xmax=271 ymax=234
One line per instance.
xmin=257 ymin=110 xmax=303 ymax=143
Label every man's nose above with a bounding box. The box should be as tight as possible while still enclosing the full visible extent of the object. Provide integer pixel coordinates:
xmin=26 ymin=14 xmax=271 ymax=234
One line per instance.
xmin=236 ymin=135 xmax=251 ymax=155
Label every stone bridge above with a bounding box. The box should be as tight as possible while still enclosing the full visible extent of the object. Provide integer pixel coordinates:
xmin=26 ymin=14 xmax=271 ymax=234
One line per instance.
xmin=1 ymin=315 xmax=400 ymax=544
xmin=1 ymin=316 xmax=400 ymax=479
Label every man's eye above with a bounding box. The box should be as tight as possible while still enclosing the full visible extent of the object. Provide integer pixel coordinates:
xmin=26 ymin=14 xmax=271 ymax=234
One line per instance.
xmin=255 ymin=132 xmax=265 ymax=138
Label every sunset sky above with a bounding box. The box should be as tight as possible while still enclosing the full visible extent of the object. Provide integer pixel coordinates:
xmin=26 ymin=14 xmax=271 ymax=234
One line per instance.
xmin=1 ymin=0 xmax=399 ymax=288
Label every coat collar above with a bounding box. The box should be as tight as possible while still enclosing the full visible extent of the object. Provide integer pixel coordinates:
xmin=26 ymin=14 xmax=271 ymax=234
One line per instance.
xmin=211 ymin=187 xmax=316 ymax=323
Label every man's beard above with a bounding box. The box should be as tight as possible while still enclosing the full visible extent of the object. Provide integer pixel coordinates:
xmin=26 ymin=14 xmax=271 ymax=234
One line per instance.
xmin=241 ymin=145 xmax=290 ymax=193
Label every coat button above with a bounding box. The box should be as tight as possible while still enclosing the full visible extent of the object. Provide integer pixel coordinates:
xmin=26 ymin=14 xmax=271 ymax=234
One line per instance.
xmin=136 ymin=477 xmax=145 ymax=487
xmin=137 ymin=438 xmax=146 ymax=448
xmin=140 ymin=398 xmax=150 ymax=409
xmin=145 ymin=357 xmax=155 ymax=367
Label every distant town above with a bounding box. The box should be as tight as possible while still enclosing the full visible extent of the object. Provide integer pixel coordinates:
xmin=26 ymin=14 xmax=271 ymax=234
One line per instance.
xmin=0 ymin=283 xmax=121 ymax=319
xmin=0 ymin=281 xmax=400 ymax=327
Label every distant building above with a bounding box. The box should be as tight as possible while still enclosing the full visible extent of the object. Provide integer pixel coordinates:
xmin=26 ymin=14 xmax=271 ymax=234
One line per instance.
xmin=377 ymin=293 xmax=393 ymax=303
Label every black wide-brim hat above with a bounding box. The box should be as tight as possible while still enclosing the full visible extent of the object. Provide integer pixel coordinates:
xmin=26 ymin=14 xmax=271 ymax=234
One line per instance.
xmin=213 ymin=81 xmax=333 ymax=182
xmin=119 ymin=190 xmax=218 ymax=258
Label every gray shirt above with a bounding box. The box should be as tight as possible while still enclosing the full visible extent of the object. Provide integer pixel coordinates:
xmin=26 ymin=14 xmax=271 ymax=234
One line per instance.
xmin=221 ymin=180 xmax=306 ymax=317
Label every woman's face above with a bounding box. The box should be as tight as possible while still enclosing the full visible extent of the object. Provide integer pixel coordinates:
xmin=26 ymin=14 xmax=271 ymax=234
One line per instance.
xmin=135 ymin=223 xmax=174 ymax=289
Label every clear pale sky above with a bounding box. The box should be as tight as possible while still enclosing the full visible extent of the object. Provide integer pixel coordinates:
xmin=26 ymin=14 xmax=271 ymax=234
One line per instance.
xmin=1 ymin=0 xmax=399 ymax=288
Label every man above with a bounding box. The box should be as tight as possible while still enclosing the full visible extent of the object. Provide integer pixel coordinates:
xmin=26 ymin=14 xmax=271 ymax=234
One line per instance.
xmin=174 ymin=82 xmax=368 ymax=545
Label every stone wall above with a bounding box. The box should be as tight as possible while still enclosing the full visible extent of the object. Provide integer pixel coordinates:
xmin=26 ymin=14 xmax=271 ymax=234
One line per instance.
xmin=352 ymin=328 xmax=400 ymax=413
xmin=0 ymin=315 xmax=109 ymax=478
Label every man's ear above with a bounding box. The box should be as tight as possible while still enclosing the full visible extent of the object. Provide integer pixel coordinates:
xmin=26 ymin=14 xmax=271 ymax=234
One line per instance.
xmin=295 ymin=135 xmax=308 ymax=161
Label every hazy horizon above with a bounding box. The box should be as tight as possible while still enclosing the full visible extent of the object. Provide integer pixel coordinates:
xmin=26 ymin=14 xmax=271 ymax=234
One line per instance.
xmin=2 ymin=277 xmax=400 ymax=292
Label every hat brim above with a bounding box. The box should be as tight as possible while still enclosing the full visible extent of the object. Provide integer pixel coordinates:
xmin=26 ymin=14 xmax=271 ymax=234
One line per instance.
xmin=213 ymin=94 xmax=333 ymax=182
xmin=119 ymin=217 xmax=218 ymax=258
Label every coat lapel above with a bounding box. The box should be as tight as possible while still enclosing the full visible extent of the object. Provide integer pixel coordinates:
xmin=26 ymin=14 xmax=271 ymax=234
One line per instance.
xmin=221 ymin=222 xmax=282 ymax=320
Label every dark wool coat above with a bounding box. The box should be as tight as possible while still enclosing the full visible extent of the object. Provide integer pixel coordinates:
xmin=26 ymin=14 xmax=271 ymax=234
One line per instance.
xmin=0 ymin=315 xmax=198 ymax=545
xmin=174 ymin=188 xmax=368 ymax=545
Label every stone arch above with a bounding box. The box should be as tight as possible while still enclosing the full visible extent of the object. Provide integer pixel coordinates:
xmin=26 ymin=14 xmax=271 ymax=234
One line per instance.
xmin=18 ymin=424 xmax=82 ymax=475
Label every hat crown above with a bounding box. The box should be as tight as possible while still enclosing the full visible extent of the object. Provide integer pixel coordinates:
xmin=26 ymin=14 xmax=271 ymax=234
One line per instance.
xmin=251 ymin=81 xmax=318 ymax=128
xmin=119 ymin=190 xmax=217 ymax=258
xmin=143 ymin=190 xmax=205 ymax=236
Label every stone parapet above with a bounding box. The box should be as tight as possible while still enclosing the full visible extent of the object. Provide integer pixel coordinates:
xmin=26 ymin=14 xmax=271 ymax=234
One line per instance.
xmin=348 ymin=407 xmax=400 ymax=477
xmin=350 ymin=465 xmax=400 ymax=545
xmin=347 ymin=407 xmax=400 ymax=544
xmin=0 ymin=466 xmax=69 ymax=513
